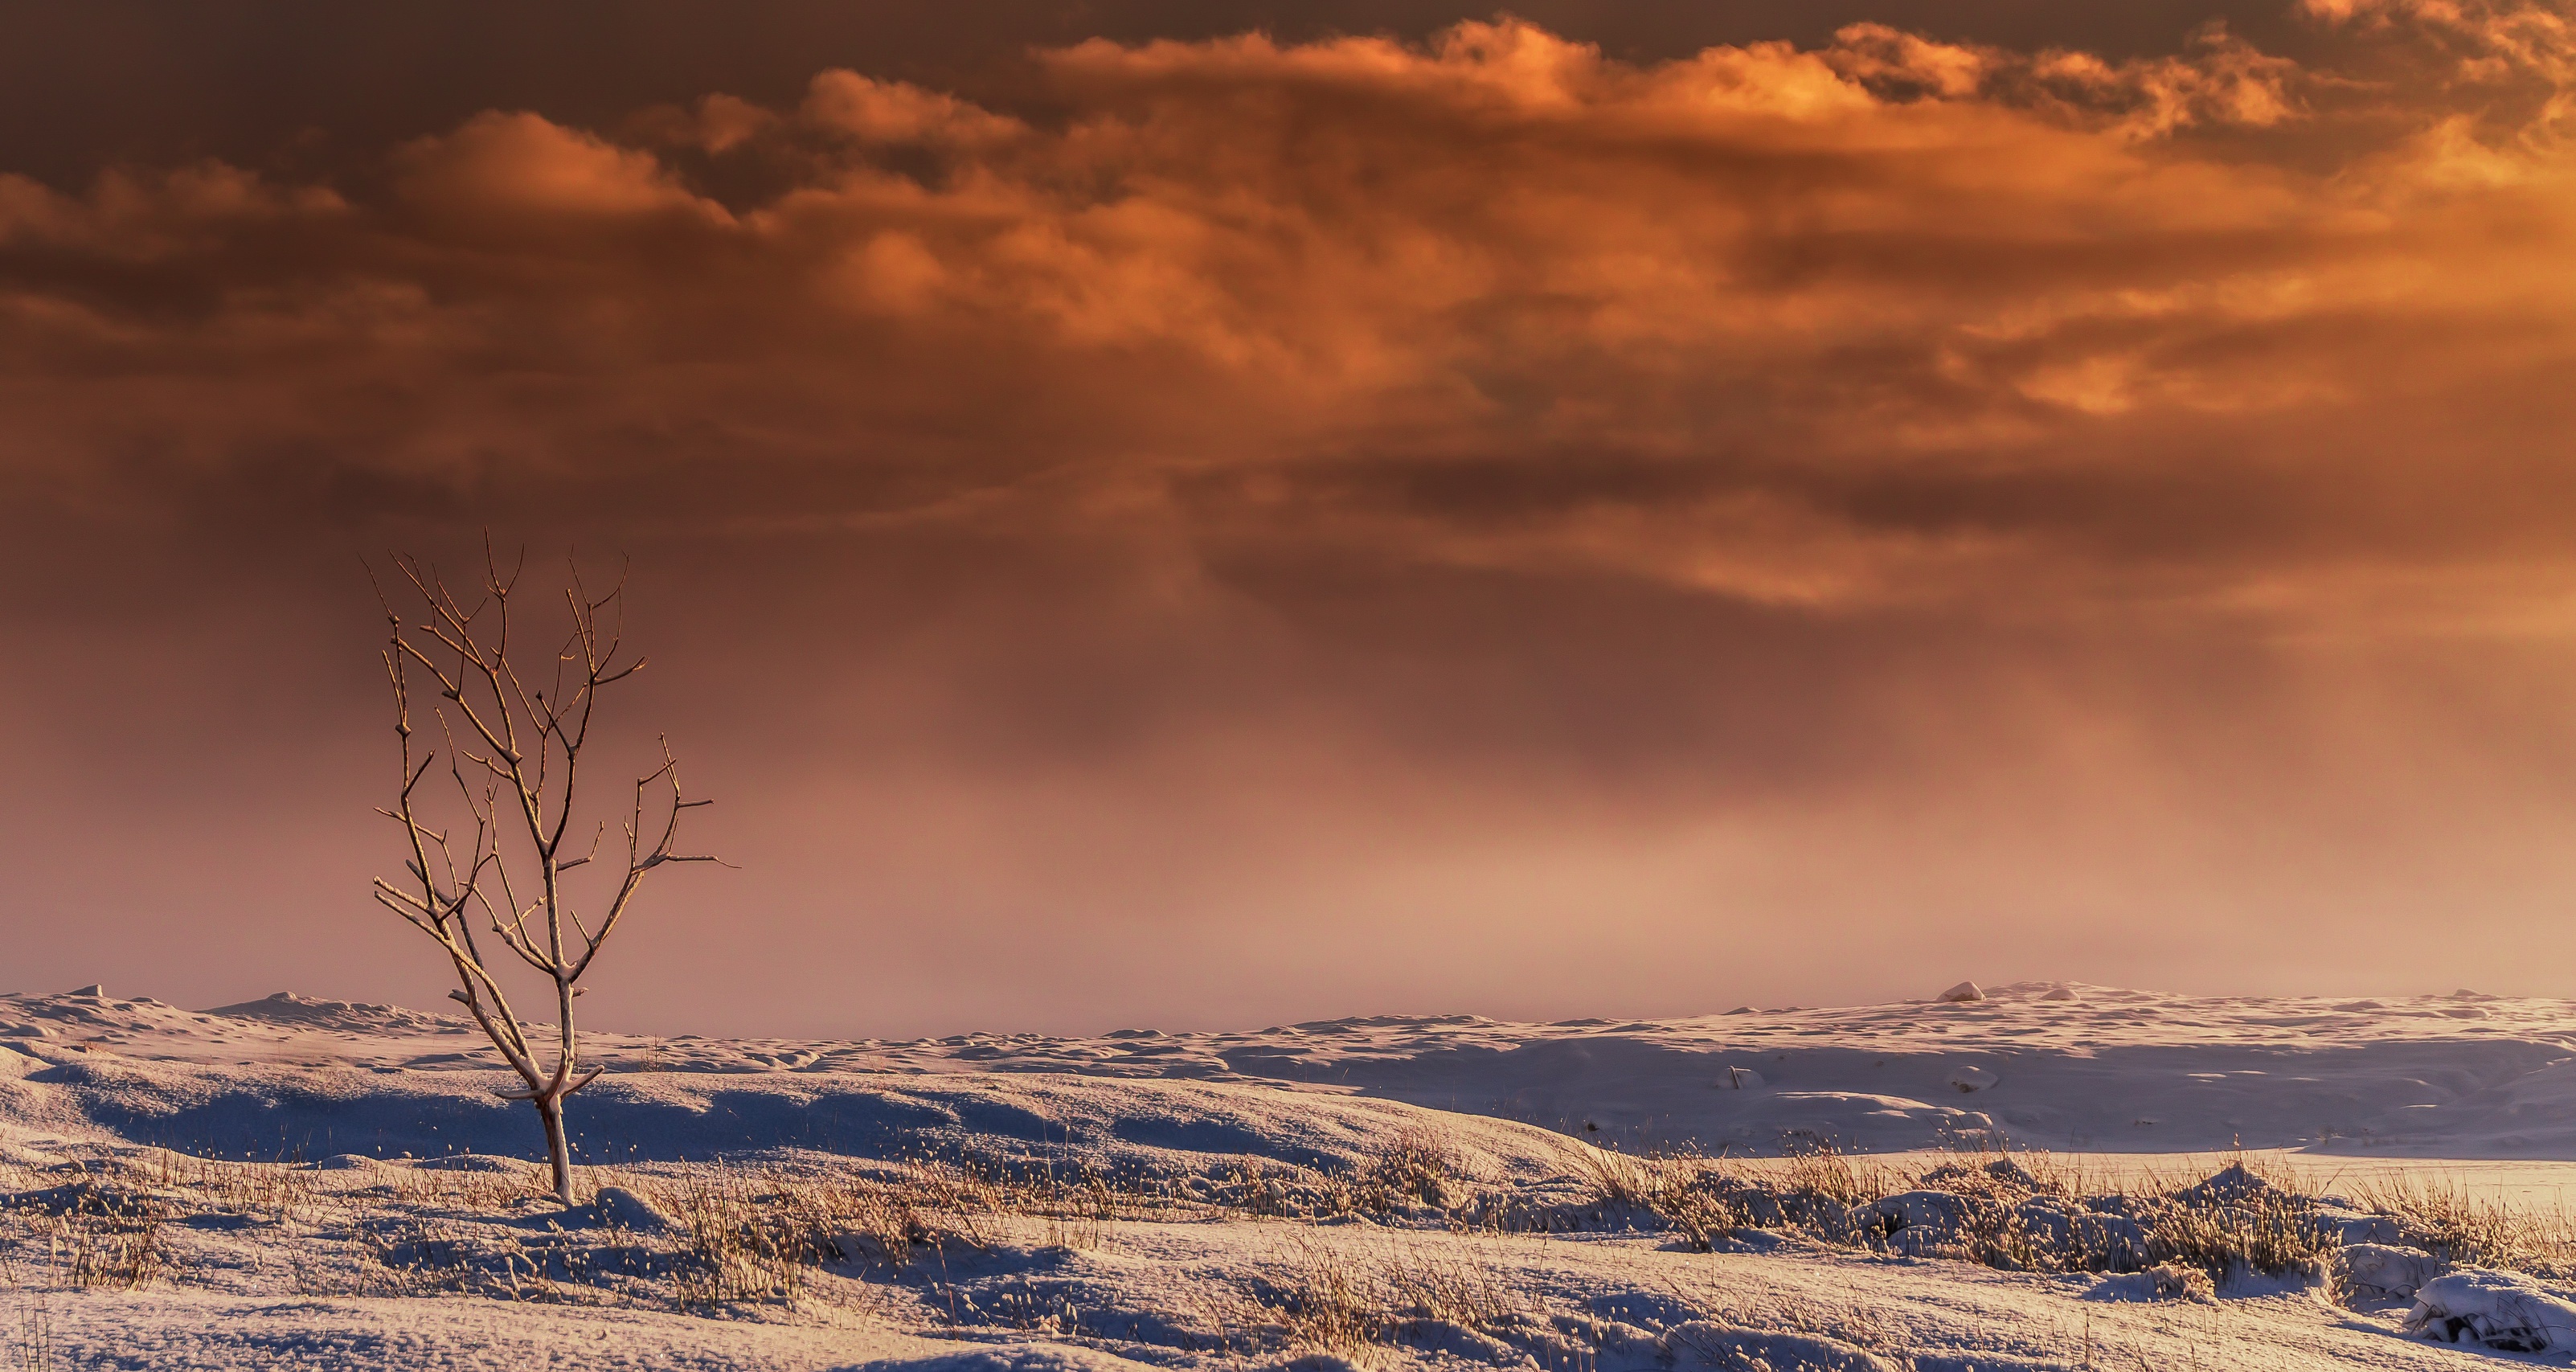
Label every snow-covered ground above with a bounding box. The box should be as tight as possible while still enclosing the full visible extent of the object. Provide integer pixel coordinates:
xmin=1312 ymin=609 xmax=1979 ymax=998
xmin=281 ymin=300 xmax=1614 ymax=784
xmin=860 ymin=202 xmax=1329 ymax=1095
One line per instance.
xmin=10 ymin=1214 xmax=2541 ymax=1372
xmin=12 ymin=981 xmax=2576 ymax=1159
xmin=8 ymin=981 xmax=2576 ymax=1369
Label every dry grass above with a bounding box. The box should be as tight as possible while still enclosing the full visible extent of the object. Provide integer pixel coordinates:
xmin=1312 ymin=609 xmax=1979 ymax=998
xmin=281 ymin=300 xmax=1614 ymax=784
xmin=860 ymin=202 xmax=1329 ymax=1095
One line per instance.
xmin=133 ymin=1149 xmax=316 ymax=1225
xmin=1770 ymin=1147 xmax=1906 ymax=1210
xmin=379 ymin=1161 xmax=551 ymax=1212
xmin=1360 ymin=1125 xmax=1467 ymax=1210
xmin=0 ymin=1134 xmax=1951 ymax=1368
xmin=7 ymin=1293 xmax=55 ymax=1372
xmin=1206 ymin=1128 xmax=1485 ymax=1226
xmin=1382 ymin=1243 xmax=1521 ymax=1333
xmin=2347 ymin=1173 xmax=2576 ymax=1275
xmin=573 ymin=1153 xmax=1153 ymax=1306
xmin=0 ymin=1173 xmax=169 ymax=1291
xmin=659 ymin=1169 xmax=817 ymax=1305
xmin=1237 ymin=1233 xmax=1390 ymax=1354
xmin=6 ymin=1126 xmax=2573 ymax=1333
xmin=1574 ymin=1143 xmax=2355 ymax=1289
xmin=1222 ymin=1231 xmax=1532 ymax=1362
xmin=2144 ymin=1198 xmax=2336 ymax=1288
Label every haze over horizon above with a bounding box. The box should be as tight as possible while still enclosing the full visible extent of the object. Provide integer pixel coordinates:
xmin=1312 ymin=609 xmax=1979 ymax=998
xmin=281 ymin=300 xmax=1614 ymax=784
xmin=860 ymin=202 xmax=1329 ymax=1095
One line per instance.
xmin=5 ymin=0 xmax=2575 ymax=1038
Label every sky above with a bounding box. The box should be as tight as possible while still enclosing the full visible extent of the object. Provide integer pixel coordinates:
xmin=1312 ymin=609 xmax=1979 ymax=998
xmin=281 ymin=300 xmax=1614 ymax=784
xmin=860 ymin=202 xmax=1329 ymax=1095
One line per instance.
xmin=3 ymin=0 xmax=2574 ymax=1037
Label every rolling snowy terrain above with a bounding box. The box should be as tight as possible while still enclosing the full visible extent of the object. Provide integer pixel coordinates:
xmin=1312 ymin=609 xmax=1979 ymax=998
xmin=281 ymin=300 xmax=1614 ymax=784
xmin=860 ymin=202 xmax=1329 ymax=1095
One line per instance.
xmin=10 ymin=981 xmax=2575 ymax=1161
xmin=8 ymin=981 xmax=2576 ymax=1369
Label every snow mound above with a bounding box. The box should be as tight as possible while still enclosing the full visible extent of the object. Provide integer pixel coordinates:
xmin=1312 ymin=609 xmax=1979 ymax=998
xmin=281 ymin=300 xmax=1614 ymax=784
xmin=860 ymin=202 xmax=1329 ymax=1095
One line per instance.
xmin=2169 ymin=1162 xmax=2281 ymax=1209
xmin=852 ymin=1346 xmax=1165 ymax=1372
xmin=205 ymin=991 xmax=467 ymax=1034
xmin=412 ymin=1155 xmax=530 ymax=1173
xmin=2345 ymin=1243 xmax=2447 ymax=1300
xmin=1664 ymin=1322 xmax=1898 ymax=1370
xmin=2084 ymin=1263 xmax=2214 ymax=1303
xmin=0 ymin=1053 xmax=1597 ymax=1179
xmin=2405 ymin=1268 xmax=2576 ymax=1351
xmin=312 ymin=1154 xmax=383 ymax=1171
xmin=589 ymin=1185 xmax=674 ymax=1234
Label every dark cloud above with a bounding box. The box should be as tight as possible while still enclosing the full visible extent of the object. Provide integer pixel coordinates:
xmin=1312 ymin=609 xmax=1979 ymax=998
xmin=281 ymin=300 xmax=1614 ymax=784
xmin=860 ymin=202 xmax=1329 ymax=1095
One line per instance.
xmin=0 ymin=2 xmax=2339 ymax=187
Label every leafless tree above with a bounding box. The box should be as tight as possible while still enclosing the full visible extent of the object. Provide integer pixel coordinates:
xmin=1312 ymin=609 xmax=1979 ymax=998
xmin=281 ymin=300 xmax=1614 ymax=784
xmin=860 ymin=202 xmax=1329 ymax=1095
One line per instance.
xmin=371 ymin=549 xmax=719 ymax=1205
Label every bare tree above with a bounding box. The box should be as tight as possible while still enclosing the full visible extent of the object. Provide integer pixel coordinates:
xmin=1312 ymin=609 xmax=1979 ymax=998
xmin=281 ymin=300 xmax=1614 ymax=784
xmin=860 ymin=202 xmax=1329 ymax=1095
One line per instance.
xmin=371 ymin=549 xmax=719 ymax=1205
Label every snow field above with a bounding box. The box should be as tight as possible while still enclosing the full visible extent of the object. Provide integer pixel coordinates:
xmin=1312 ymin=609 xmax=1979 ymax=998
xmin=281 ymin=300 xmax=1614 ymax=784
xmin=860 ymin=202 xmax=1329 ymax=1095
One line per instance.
xmin=14 ymin=981 xmax=2576 ymax=1366
xmin=6 ymin=1123 xmax=2576 ymax=1368
xmin=18 ymin=981 xmax=2576 ymax=1159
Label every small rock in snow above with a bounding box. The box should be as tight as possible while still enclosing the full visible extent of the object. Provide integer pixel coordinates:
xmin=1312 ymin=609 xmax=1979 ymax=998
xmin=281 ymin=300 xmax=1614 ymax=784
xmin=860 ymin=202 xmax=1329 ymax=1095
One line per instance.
xmin=2315 ymin=1207 xmax=2403 ymax=1245
xmin=2041 ymin=986 xmax=2077 ymax=1001
xmin=2407 ymin=1269 xmax=2576 ymax=1350
xmin=1976 ymin=1156 xmax=2036 ymax=1188
xmin=313 ymin=1154 xmax=383 ymax=1171
xmin=830 ymin=1230 xmax=904 ymax=1265
xmin=1853 ymin=1189 xmax=1999 ymax=1243
xmin=1946 ymin=1064 xmax=1997 ymax=1093
xmin=2345 ymin=1243 xmax=2446 ymax=1300
xmin=1717 ymin=1066 xmax=1766 ymax=1090
xmin=2085 ymin=1263 xmax=2214 ymax=1304
xmin=412 ymin=1154 xmax=525 ymax=1173
xmin=1938 ymin=981 xmax=1984 ymax=1003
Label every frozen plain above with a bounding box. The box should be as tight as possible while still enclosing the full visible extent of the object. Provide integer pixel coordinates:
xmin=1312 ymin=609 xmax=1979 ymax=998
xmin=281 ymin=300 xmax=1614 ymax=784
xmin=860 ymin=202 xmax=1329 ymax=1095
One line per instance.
xmin=9 ymin=981 xmax=2576 ymax=1369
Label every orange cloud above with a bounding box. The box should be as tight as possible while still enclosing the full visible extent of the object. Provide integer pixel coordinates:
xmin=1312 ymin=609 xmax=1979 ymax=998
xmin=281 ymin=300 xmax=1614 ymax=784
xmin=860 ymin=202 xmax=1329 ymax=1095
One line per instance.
xmin=8 ymin=12 xmax=2576 ymax=1026
xmin=9 ymin=17 xmax=2562 ymax=613
xmin=0 ymin=42 xmax=2559 ymax=683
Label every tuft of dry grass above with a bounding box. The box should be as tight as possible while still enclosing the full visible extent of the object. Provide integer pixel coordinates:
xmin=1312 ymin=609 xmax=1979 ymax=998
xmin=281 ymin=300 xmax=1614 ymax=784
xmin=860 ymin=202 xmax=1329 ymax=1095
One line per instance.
xmin=1240 ymin=1233 xmax=1390 ymax=1355
xmin=1204 ymin=1127 xmax=1485 ymax=1227
xmin=2126 ymin=1159 xmax=2341 ymax=1288
xmin=1773 ymin=1145 xmax=1903 ymax=1211
xmin=1222 ymin=1231 xmax=1533 ymax=1362
xmin=2348 ymin=1173 xmax=2576 ymax=1276
xmin=2143 ymin=1202 xmax=2335 ymax=1288
xmin=134 ymin=1149 xmax=316 ymax=1226
xmin=0 ymin=1173 xmax=170 ymax=1292
xmin=8 ymin=1292 xmax=55 ymax=1372
xmin=1382 ymin=1243 xmax=1521 ymax=1334
xmin=1361 ymin=1125 xmax=1465 ymax=1210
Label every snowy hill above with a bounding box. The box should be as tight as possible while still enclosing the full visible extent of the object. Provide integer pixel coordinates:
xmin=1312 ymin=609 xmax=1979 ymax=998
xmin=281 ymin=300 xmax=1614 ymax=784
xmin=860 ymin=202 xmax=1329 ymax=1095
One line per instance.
xmin=8 ymin=981 xmax=2576 ymax=1161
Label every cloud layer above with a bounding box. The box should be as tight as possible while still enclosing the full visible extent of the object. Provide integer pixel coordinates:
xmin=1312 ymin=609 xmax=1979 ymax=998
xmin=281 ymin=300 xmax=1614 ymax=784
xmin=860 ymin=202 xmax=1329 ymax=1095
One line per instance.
xmin=3 ymin=3 xmax=2574 ymax=1030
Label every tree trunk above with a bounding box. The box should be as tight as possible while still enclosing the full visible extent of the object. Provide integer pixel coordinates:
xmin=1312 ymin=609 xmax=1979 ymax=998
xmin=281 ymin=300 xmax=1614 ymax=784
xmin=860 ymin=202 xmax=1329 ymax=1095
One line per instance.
xmin=536 ymin=1094 xmax=575 ymax=1205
